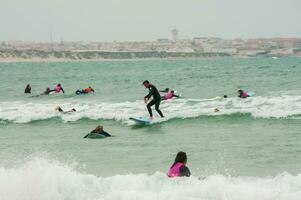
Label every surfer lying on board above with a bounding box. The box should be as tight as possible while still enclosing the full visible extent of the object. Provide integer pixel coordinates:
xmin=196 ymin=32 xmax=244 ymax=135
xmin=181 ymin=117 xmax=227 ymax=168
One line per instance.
xmin=55 ymin=106 xmax=76 ymax=113
xmin=90 ymin=125 xmax=111 ymax=137
xmin=49 ymin=84 xmax=65 ymax=94
xmin=161 ymin=88 xmax=179 ymax=100
xmin=238 ymin=90 xmax=250 ymax=98
xmin=76 ymin=86 xmax=95 ymax=95
xmin=143 ymin=80 xmax=164 ymax=119
xmin=167 ymin=151 xmax=191 ymax=177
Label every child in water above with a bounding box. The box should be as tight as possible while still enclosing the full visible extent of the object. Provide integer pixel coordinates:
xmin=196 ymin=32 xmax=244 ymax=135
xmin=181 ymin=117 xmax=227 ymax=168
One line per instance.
xmin=167 ymin=151 xmax=191 ymax=177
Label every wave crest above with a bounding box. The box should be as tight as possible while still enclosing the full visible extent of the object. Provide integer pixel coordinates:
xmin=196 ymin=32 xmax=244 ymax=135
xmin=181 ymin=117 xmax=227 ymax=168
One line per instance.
xmin=0 ymin=95 xmax=301 ymax=124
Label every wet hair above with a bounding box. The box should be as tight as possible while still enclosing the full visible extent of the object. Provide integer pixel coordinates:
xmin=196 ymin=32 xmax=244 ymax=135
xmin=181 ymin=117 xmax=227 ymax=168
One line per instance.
xmin=223 ymin=95 xmax=228 ymax=98
xmin=143 ymin=80 xmax=149 ymax=85
xmin=238 ymin=90 xmax=243 ymax=93
xmin=94 ymin=125 xmax=103 ymax=132
xmin=58 ymin=84 xmax=61 ymax=87
xmin=171 ymin=151 xmax=187 ymax=167
xmin=171 ymin=90 xmax=174 ymax=93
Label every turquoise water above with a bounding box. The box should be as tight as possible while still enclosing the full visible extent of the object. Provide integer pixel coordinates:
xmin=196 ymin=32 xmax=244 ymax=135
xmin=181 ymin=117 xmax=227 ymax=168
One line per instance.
xmin=1 ymin=57 xmax=301 ymax=199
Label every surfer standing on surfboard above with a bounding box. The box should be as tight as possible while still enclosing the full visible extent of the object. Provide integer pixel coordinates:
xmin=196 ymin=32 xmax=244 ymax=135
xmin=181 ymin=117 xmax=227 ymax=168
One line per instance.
xmin=143 ymin=80 xmax=164 ymax=119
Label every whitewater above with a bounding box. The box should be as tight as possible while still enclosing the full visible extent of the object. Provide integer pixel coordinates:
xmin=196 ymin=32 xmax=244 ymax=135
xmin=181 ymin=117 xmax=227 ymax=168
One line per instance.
xmin=1 ymin=57 xmax=301 ymax=200
xmin=1 ymin=95 xmax=301 ymax=123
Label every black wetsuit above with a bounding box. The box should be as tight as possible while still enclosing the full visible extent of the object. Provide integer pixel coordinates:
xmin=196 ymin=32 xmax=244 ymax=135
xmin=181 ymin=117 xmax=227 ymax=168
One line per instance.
xmin=24 ymin=85 xmax=31 ymax=94
xmin=179 ymin=165 xmax=191 ymax=177
xmin=91 ymin=130 xmax=111 ymax=137
xmin=145 ymin=84 xmax=164 ymax=118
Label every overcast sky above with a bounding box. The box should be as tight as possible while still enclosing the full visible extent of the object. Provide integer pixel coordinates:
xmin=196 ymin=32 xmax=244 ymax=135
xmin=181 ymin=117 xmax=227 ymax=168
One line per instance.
xmin=0 ymin=0 xmax=300 ymax=42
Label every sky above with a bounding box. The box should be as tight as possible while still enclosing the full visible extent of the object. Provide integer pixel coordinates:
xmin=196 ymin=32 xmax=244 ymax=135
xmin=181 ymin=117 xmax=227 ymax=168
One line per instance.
xmin=0 ymin=0 xmax=300 ymax=42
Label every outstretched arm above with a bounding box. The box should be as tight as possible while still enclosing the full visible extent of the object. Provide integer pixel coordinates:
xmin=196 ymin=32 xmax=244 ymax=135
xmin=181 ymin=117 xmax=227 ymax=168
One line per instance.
xmin=61 ymin=87 xmax=65 ymax=93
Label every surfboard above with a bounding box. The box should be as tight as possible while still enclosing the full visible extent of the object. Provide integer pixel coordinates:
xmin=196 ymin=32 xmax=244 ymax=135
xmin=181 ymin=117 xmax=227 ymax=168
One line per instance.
xmin=129 ymin=117 xmax=152 ymax=125
xmin=247 ymin=91 xmax=255 ymax=97
xmin=83 ymin=133 xmax=106 ymax=139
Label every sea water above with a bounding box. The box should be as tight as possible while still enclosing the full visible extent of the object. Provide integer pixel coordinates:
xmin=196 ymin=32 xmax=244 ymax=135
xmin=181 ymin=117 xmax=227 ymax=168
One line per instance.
xmin=0 ymin=57 xmax=301 ymax=200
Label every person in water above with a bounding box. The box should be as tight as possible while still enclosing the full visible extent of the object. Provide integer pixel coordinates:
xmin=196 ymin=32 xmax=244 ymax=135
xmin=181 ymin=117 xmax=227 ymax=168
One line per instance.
xmin=167 ymin=151 xmax=191 ymax=177
xmin=24 ymin=84 xmax=31 ymax=94
xmin=143 ymin=80 xmax=164 ymax=119
xmin=238 ymin=90 xmax=250 ymax=98
xmin=52 ymin=84 xmax=65 ymax=94
xmin=55 ymin=106 xmax=76 ymax=113
xmin=90 ymin=125 xmax=111 ymax=137
xmin=76 ymin=86 xmax=95 ymax=94
xmin=161 ymin=89 xmax=179 ymax=100
xmin=42 ymin=87 xmax=51 ymax=95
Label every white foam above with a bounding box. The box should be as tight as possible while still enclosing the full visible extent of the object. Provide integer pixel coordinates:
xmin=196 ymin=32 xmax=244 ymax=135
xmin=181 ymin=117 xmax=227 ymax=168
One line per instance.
xmin=0 ymin=95 xmax=301 ymax=123
xmin=0 ymin=158 xmax=300 ymax=200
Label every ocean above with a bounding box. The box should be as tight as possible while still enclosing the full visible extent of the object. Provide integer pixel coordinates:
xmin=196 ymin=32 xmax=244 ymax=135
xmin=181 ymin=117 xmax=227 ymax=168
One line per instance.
xmin=0 ymin=57 xmax=301 ymax=200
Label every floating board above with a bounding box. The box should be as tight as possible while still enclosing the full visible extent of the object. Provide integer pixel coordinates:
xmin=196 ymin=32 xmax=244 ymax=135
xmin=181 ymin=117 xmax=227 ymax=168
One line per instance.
xmin=84 ymin=133 xmax=106 ymax=139
xmin=75 ymin=90 xmax=89 ymax=95
xmin=129 ymin=117 xmax=152 ymax=125
xmin=247 ymin=91 xmax=255 ymax=97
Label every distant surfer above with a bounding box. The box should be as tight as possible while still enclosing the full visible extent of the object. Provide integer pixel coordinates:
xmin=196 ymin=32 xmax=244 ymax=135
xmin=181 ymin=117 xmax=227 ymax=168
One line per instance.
xmin=41 ymin=85 xmax=64 ymax=96
xmin=86 ymin=125 xmax=111 ymax=138
xmin=76 ymin=86 xmax=95 ymax=95
xmin=238 ymin=90 xmax=250 ymax=98
xmin=24 ymin=84 xmax=31 ymax=94
xmin=55 ymin=105 xmax=76 ymax=113
xmin=42 ymin=87 xmax=52 ymax=95
xmin=160 ymin=88 xmax=179 ymax=100
xmin=143 ymin=80 xmax=164 ymax=119
xmin=52 ymin=83 xmax=65 ymax=94
xmin=167 ymin=151 xmax=191 ymax=177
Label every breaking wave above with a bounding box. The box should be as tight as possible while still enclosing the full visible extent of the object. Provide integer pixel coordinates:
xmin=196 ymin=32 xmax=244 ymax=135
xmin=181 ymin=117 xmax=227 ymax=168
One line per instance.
xmin=0 ymin=157 xmax=300 ymax=200
xmin=0 ymin=95 xmax=301 ymax=124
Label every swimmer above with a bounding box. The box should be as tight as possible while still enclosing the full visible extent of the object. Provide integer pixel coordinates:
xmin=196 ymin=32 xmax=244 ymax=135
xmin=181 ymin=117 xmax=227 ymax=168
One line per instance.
xmin=161 ymin=89 xmax=179 ymax=100
xmin=43 ymin=87 xmax=51 ymax=95
xmin=83 ymin=86 xmax=94 ymax=93
xmin=53 ymin=84 xmax=65 ymax=93
xmin=76 ymin=86 xmax=95 ymax=94
xmin=143 ymin=80 xmax=164 ymax=119
xmin=223 ymin=95 xmax=228 ymax=98
xmin=31 ymin=87 xmax=51 ymax=97
xmin=55 ymin=106 xmax=76 ymax=113
xmin=167 ymin=151 xmax=191 ymax=177
xmin=238 ymin=90 xmax=250 ymax=98
xmin=214 ymin=108 xmax=220 ymax=112
xmin=24 ymin=84 xmax=31 ymax=94
xmin=89 ymin=125 xmax=111 ymax=137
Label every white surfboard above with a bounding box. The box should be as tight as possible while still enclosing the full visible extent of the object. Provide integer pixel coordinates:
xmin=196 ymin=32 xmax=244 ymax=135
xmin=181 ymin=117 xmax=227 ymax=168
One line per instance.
xmin=129 ymin=117 xmax=152 ymax=125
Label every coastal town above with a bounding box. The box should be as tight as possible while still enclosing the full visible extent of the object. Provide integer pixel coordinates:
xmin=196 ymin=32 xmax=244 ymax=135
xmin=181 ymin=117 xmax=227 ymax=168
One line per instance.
xmin=1 ymin=30 xmax=301 ymax=60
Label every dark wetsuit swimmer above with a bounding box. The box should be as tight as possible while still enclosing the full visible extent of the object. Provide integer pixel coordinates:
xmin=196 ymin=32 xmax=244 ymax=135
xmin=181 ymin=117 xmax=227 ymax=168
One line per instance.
xmin=143 ymin=80 xmax=164 ymax=118
xmin=24 ymin=84 xmax=31 ymax=94
xmin=90 ymin=125 xmax=111 ymax=137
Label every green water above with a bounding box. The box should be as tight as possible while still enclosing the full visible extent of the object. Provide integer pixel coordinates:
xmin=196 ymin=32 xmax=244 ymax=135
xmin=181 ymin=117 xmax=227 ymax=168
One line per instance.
xmin=0 ymin=57 xmax=301 ymax=178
